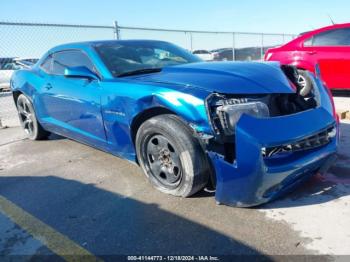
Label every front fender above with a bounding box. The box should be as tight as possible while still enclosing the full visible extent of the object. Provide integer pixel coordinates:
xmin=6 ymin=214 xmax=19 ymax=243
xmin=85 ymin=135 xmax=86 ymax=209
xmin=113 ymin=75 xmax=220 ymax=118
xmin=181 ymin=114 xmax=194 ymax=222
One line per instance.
xmin=151 ymin=91 xmax=212 ymax=134
xmin=101 ymin=84 xmax=213 ymax=161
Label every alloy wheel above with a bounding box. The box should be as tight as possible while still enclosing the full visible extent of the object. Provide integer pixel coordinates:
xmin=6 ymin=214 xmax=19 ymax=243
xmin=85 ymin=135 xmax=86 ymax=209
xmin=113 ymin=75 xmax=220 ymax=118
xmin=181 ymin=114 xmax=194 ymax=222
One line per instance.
xmin=17 ymin=98 xmax=35 ymax=136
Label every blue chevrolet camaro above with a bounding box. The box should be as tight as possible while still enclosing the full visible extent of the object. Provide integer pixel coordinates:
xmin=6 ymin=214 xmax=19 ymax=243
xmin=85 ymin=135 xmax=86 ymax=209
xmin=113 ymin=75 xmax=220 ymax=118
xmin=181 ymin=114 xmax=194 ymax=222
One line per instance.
xmin=11 ymin=40 xmax=338 ymax=207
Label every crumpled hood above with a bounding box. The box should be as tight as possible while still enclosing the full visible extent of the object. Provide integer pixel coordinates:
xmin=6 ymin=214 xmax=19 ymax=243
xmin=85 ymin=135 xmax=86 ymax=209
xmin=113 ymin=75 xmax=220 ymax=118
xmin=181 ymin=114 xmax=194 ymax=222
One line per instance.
xmin=132 ymin=62 xmax=295 ymax=94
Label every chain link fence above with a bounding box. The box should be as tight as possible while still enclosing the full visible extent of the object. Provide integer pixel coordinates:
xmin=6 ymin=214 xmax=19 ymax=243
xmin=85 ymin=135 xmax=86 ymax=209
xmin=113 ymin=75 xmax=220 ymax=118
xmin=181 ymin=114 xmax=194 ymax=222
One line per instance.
xmin=117 ymin=26 xmax=295 ymax=61
xmin=0 ymin=21 xmax=295 ymax=127
xmin=0 ymin=22 xmax=115 ymax=127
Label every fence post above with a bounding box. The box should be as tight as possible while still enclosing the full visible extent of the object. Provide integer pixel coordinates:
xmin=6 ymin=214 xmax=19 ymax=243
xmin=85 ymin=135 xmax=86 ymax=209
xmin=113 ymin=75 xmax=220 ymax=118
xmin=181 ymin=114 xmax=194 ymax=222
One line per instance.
xmin=190 ymin=32 xmax=193 ymax=52
xmin=114 ymin=21 xmax=120 ymax=40
xmin=260 ymin=33 xmax=264 ymax=61
xmin=232 ymin=33 xmax=236 ymax=61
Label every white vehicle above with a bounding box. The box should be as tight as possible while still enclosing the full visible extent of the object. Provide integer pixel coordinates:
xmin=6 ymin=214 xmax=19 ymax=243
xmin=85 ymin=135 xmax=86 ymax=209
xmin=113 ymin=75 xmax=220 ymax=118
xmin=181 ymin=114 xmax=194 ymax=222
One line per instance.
xmin=0 ymin=58 xmax=38 ymax=92
xmin=192 ymin=50 xmax=214 ymax=61
xmin=0 ymin=58 xmax=18 ymax=91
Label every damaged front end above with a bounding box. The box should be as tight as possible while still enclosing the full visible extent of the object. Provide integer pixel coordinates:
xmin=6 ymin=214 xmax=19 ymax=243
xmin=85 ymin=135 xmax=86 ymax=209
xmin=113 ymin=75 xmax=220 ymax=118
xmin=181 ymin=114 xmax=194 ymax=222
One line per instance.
xmin=205 ymin=67 xmax=338 ymax=207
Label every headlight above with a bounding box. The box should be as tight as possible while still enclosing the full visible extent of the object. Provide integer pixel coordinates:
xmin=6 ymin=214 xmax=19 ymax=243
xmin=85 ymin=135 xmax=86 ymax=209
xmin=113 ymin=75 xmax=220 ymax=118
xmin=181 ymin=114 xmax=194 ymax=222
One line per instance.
xmin=216 ymin=101 xmax=269 ymax=135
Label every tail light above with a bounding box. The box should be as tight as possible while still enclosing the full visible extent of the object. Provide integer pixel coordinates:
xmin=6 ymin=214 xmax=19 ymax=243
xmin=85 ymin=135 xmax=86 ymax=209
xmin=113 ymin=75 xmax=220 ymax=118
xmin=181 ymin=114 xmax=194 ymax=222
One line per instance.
xmin=264 ymin=51 xmax=273 ymax=61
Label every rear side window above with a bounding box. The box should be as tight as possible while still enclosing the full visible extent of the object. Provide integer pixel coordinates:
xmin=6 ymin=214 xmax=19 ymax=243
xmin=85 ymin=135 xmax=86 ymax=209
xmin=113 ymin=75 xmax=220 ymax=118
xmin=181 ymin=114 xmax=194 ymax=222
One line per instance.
xmin=305 ymin=28 xmax=350 ymax=46
xmin=51 ymin=50 xmax=95 ymax=75
xmin=40 ymin=55 xmax=53 ymax=72
xmin=303 ymin=37 xmax=313 ymax=47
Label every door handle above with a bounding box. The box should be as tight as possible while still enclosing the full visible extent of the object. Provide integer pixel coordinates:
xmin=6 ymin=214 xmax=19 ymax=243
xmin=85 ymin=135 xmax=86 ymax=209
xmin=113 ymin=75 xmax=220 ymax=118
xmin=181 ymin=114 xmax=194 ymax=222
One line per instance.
xmin=307 ymin=51 xmax=317 ymax=55
xmin=44 ymin=83 xmax=53 ymax=90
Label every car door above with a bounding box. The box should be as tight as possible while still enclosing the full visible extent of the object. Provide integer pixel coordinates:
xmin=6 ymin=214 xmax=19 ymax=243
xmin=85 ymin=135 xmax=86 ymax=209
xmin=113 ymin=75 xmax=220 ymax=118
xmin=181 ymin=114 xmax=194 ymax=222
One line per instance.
xmin=39 ymin=50 xmax=107 ymax=147
xmin=302 ymin=28 xmax=350 ymax=89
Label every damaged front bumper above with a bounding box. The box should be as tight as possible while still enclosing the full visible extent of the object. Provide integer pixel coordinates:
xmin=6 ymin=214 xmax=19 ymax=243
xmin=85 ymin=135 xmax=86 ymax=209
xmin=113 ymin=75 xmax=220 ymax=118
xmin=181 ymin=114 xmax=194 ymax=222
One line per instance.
xmin=208 ymin=107 xmax=338 ymax=207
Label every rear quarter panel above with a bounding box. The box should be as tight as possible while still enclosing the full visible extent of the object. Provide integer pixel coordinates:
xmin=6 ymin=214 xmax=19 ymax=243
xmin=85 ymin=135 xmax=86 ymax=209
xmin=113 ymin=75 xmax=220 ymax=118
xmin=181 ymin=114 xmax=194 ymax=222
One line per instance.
xmin=266 ymin=48 xmax=316 ymax=73
xmin=11 ymin=69 xmax=47 ymax=118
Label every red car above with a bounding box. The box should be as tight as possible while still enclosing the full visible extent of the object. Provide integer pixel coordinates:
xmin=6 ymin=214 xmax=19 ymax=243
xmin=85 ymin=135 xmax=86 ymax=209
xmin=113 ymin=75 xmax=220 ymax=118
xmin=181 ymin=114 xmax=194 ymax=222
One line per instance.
xmin=265 ymin=23 xmax=350 ymax=94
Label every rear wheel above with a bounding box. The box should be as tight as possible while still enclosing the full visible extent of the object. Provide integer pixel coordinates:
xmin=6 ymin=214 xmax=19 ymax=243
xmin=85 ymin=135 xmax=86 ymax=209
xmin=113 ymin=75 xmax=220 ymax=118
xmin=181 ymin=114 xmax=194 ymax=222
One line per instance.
xmin=136 ymin=114 xmax=209 ymax=197
xmin=16 ymin=94 xmax=50 ymax=140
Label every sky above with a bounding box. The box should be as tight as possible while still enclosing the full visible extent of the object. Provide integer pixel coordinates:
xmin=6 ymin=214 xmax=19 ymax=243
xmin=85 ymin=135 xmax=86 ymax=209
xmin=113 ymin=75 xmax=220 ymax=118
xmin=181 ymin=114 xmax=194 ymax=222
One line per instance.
xmin=1 ymin=0 xmax=349 ymax=57
xmin=1 ymin=0 xmax=349 ymax=34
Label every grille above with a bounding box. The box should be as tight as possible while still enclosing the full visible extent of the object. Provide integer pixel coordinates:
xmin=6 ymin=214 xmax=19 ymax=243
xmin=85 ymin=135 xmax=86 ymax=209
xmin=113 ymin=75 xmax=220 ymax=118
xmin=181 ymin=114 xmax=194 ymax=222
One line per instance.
xmin=262 ymin=125 xmax=336 ymax=158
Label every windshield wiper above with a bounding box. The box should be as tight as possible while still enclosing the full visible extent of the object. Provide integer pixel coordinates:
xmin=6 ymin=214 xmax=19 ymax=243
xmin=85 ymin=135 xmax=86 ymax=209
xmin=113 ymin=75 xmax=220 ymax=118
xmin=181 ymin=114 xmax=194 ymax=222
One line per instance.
xmin=117 ymin=68 xmax=162 ymax=77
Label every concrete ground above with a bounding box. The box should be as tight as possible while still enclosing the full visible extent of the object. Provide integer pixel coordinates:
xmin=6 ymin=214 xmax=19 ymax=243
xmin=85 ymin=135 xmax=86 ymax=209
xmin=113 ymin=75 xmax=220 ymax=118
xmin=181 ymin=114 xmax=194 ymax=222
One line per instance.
xmin=0 ymin=96 xmax=349 ymax=260
xmin=0 ymin=92 xmax=18 ymax=128
xmin=334 ymin=95 xmax=350 ymax=120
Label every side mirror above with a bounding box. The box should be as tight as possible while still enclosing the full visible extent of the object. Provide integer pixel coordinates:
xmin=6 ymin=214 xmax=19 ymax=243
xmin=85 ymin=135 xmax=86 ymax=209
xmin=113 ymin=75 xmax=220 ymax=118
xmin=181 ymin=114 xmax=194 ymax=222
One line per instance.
xmin=64 ymin=66 xmax=99 ymax=80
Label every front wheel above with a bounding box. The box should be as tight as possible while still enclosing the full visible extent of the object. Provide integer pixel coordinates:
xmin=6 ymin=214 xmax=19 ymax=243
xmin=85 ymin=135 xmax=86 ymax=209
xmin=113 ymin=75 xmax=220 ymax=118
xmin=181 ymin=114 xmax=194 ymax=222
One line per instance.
xmin=16 ymin=94 xmax=50 ymax=140
xmin=136 ymin=114 xmax=209 ymax=197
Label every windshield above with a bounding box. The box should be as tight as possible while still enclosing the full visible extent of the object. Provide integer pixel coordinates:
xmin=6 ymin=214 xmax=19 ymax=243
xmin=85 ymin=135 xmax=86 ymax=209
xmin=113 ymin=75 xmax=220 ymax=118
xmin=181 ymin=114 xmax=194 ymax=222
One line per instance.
xmin=94 ymin=41 xmax=202 ymax=77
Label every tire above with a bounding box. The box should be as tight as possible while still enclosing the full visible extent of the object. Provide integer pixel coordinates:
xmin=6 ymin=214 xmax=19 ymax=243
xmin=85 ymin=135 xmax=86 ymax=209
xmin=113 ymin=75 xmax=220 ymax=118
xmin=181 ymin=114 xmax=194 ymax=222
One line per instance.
xmin=16 ymin=94 xmax=50 ymax=140
xmin=135 ymin=114 xmax=209 ymax=197
xmin=297 ymin=70 xmax=313 ymax=97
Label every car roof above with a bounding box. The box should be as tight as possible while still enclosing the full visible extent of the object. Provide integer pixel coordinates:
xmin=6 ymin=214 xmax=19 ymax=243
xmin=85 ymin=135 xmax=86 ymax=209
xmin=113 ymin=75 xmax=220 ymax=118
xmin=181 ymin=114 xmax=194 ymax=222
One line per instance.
xmin=48 ymin=39 xmax=172 ymax=53
xmin=0 ymin=57 xmax=17 ymax=61
xmin=13 ymin=57 xmax=38 ymax=61
xmin=282 ymin=23 xmax=350 ymax=47
xmin=303 ymin=23 xmax=350 ymax=35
